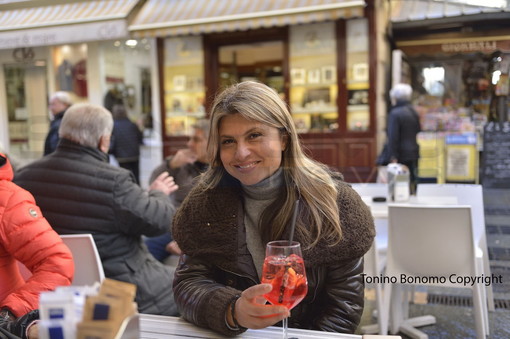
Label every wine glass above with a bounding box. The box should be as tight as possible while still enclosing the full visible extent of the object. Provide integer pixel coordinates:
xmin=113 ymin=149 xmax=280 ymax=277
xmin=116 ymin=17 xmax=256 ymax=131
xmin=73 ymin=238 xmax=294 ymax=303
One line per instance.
xmin=261 ymin=240 xmax=308 ymax=339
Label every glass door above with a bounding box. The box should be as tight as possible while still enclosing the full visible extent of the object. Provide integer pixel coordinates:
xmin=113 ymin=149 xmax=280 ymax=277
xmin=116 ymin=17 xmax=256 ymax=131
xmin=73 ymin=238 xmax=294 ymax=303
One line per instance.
xmin=4 ymin=62 xmax=48 ymax=164
xmin=218 ymin=41 xmax=284 ymax=94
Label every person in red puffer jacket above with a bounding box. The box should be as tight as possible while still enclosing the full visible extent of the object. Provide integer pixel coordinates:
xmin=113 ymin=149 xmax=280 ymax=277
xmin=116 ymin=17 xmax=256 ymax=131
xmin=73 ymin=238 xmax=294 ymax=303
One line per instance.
xmin=0 ymin=153 xmax=74 ymax=338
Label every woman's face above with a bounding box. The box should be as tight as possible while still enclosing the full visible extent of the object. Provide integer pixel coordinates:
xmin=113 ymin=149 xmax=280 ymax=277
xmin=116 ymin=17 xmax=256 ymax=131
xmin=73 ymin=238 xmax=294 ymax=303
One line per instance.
xmin=218 ymin=113 xmax=286 ymax=186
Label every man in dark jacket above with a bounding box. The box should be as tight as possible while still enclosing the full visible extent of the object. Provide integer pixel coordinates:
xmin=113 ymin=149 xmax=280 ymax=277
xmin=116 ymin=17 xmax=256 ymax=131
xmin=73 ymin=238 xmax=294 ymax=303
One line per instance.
xmin=44 ymin=91 xmax=72 ymax=155
xmin=387 ymin=83 xmax=421 ymax=191
xmin=145 ymin=119 xmax=209 ymax=262
xmin=15 ymin=103 xmax=180 ymax=316
xmin=109 ymin=104 xmax=143 ymax=184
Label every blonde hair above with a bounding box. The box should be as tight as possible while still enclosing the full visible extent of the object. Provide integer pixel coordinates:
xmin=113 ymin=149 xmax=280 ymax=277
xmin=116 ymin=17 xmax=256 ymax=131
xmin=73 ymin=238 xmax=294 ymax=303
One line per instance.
xmin=202 ymin=81 xmax=342 ymax=247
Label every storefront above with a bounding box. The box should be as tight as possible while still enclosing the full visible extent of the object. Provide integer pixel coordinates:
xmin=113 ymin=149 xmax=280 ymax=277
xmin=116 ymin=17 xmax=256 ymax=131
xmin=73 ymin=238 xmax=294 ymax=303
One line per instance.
xmin=390 ymin=0 xmax=510 ymax=183
xmin=129 ymin=0 xmax=388 ymax=182
xmin=0 ymin=0 xmax=161 ymax=184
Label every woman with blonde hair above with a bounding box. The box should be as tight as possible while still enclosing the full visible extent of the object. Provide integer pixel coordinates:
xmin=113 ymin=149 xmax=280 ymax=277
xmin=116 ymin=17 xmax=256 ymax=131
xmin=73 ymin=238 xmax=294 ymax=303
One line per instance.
xmin=172 ymin=81 xmax=375 ymax=336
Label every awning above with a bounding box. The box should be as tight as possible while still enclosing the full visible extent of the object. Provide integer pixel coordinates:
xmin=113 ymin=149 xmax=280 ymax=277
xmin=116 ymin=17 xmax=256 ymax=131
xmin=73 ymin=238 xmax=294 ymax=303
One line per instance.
xmin=129 ymin=0 xmax=365 ymax=38
xmin=391 ymin=0 xmax=510 ymax=26
xmin=0 ymin=0 xmax=140 ymax=49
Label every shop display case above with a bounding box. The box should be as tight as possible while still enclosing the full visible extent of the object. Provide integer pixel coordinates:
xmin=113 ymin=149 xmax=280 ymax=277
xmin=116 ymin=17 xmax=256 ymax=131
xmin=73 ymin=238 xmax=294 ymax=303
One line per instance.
xmin=163 ymin=36 xmax=206 ymax=137
xmin=289 ymin=22 xmax=339 ymax=133
xmin=346 ymin=19 xmax=370 ymax=133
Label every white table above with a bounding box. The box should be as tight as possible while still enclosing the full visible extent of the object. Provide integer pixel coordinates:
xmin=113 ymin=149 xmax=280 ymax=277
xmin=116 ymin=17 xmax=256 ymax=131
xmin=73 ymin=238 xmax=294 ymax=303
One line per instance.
xmin=361 ymin=195 xmax=459 ymax=219
xmin=126 ymin=314 xmax=362 ymax=339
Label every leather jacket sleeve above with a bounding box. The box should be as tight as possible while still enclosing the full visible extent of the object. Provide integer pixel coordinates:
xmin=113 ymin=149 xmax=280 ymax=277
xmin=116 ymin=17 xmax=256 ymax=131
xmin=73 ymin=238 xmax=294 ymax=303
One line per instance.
xmin=0 ymin=310 xmax=38 ymax=339
xmin=173 ymin=255 xmax=247 ymax=337
xmin=311 ymin=258 xmax=364 ymax=332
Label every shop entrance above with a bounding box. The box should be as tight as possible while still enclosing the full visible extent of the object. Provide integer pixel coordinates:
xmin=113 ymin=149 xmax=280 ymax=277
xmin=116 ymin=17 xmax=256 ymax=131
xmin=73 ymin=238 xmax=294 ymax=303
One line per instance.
xmin=217 ymin=41 xmax=284 ymax=94
xmin=203 ymin=27 xmax=288 ymax=114
xmin=4 ymin=62 xmax=48 ymax=165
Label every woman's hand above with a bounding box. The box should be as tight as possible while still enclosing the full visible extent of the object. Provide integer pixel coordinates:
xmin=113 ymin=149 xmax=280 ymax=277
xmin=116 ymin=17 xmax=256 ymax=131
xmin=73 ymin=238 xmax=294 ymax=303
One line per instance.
xmin=27 ymin=322 xmax=39 ymax=338
xmin=229 ymin=284 xmax=289 ymax=329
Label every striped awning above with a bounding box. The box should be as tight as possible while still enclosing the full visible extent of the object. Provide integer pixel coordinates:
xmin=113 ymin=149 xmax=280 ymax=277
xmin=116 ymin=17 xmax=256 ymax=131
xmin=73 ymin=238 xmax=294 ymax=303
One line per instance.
xmin=0 ymin=0 xmax=140 ymax=49
xmin=129 ymin=0 xmax=365 ymax=38
xmin=391 ymin=0 xmax=510 ymax=24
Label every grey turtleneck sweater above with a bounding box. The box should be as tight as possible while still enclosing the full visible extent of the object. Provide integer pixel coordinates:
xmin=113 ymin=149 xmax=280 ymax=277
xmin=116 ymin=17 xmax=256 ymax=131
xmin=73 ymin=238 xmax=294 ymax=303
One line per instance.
xmin=241 ymin=168 xmax=283 ymax=278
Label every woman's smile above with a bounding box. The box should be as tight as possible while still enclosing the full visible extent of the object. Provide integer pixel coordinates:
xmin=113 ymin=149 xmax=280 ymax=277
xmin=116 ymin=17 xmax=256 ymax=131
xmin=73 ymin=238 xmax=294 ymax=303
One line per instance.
xmin=219 ymin=114 xmax=286 ymax=186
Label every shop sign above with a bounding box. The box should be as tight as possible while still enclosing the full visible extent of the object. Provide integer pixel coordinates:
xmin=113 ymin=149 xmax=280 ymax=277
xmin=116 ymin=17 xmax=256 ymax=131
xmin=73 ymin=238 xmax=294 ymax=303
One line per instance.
xmin=399 ymin=39 xmax=510 ymax=56
xmin=12 ymin=47 xmax=35 ymax=62
xmin=0 ymin=20 xmax=128 ymax=49
xmin=445 ymin=133 xmax=478 ymax=182
xmin=441 ymin=41 xmax=497 ymax=53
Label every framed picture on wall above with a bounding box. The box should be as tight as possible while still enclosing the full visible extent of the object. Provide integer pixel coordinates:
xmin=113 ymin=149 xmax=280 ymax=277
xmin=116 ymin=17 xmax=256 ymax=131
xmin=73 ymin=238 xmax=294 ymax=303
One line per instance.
xmin=173 ymin=75 xmax=186 ymax=91
xmin=307 ymin=69 xmax=321 ymax=84
xmin=291 ymin=68 xmax=306 ymax=85
xmin=352 ymin=63 xmax=368 ymax=82
xmin=321 ymin=66 xmax=336 ymax=83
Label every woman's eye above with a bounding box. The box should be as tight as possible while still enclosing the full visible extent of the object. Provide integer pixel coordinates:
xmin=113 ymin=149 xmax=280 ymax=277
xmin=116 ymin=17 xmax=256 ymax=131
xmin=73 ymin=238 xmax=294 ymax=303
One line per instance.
xmin=221 ymin=139 xmax=234 ymax=145
xmin=249 ymin=132 xmax=262 ymax=139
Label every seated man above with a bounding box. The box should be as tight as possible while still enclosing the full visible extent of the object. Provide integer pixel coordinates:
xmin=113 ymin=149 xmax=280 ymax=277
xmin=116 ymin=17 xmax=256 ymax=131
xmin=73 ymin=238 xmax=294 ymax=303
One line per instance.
xmin=14 ymin=103 xmax=179 ymax=316
xmin=145 ymin=119 xmax=209 ymax=262
xmin=1 ymin=153 xmax=74 ymax=338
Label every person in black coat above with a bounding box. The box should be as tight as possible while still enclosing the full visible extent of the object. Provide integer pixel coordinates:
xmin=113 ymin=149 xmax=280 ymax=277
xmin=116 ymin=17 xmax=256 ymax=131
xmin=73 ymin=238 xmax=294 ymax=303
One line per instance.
xmin=15 ymin=103 xmax=179 ymax=316
xmin=387 ymin=83 xmax=422 ymax=191
xmin=109 ymin=104 xmax=143 ymax=184
xmin=44 ymin=91 xmax=72 ymax=156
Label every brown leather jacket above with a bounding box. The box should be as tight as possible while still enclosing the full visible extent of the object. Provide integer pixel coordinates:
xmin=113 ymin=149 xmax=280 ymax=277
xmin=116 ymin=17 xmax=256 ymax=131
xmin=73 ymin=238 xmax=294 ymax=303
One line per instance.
xmin=173 ymin=175 xmax=375 ymax=336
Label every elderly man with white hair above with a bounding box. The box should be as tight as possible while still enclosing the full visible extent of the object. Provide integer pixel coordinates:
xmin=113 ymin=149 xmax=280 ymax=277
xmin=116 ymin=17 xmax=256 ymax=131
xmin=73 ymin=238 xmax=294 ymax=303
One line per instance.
xmin=387 ymin=83 xmax=421 ymax=192
xmin=44 ymin=91 xmax=72 ymax=155
xmin=15 ymin=103 xmax=180 ymax=316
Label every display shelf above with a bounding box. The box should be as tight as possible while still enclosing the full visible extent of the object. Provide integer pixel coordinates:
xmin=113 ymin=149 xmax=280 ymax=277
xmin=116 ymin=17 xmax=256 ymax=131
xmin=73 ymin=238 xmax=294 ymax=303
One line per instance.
xmin=292 ymin=106 xmax=337 ymax=114
xmin=347 ymin=104 xmax=369 ymax=112
xmin=166 ymin=112 xmax=205 ymax=118
xmin=165 ymin=89 xmax=205 ymax=94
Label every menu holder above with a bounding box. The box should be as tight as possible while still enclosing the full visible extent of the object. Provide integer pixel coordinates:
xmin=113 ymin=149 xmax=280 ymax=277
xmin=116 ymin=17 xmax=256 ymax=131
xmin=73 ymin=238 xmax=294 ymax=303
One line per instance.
xmin=482 ymin=122 xmax=510 ymax=188
xmin=116 ymin=314 xmax=140 ymax=339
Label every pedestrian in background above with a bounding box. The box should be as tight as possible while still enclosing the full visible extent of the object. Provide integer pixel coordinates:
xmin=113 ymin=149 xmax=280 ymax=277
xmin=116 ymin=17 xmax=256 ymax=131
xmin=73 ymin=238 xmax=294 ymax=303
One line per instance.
xmin=109 ymin=104 xmax=143 ymax=184
xmin=44 ymin=91 xmax=72 ymax=155
xmin=386 ymin=83 xmax=421 ymax=192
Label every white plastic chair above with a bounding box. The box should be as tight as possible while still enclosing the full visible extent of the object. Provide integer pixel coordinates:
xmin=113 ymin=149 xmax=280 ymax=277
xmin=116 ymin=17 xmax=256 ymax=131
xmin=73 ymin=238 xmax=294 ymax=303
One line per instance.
xmin=384 ymin=205 xmax=488 ymax=339
xmin=60 ymin=234 xmax=105 ymax=286
xmin=362 ymin=240 xmax=389 ymax=335
xmin=416 ymin=183 xmax=495 ymax=312
xmin=351 ymin=183 xmax=389 ymax=335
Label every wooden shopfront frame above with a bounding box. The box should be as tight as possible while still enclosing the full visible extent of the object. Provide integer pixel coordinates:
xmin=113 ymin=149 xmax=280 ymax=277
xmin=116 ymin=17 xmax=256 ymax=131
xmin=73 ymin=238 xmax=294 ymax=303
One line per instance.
xmin=155 ymin=2 xmax=379 ymax=183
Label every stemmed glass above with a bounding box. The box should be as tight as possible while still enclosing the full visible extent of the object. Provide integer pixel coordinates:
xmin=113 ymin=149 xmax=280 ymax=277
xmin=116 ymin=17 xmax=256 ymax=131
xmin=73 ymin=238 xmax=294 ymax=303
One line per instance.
xmin=261 ymin=241 xmax=308 ymax=339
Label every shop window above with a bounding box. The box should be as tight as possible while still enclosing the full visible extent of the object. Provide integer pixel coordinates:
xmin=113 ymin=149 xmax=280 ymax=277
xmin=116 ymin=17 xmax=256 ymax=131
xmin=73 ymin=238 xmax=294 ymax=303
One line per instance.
xmin=163 ymin=36 xmax=205 ymax=137
xmin=53 ymin=44 xmax=88 ymax=99
xmin=422 ymin=67 xmax=445 ymax=97
xmin=346 ymin=18 xmax=369 ymax=132
xmin=409 ymin=52 xmax=510 ymax=133
xmin=289 ymin=22 xmax=338 ymax=133
xmin=218 ymin=41 xmax=283 ymax=94
xmin=4 ymin=62 xmax=48 ymax=160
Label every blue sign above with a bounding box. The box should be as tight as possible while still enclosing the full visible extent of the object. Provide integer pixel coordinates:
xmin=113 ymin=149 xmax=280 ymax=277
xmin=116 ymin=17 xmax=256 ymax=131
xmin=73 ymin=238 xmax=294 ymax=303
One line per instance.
xmin=445 ymin=132 xmax=477 ymax=145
